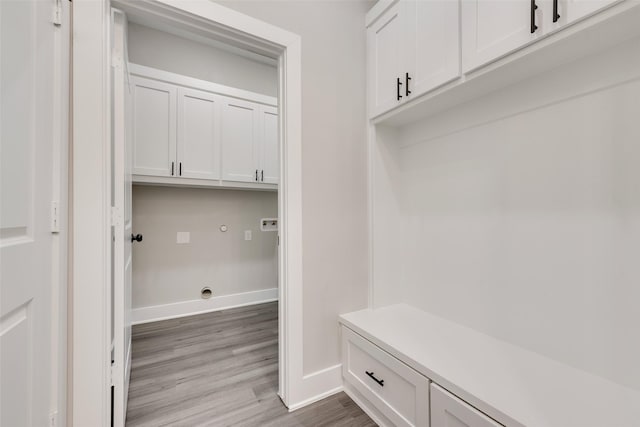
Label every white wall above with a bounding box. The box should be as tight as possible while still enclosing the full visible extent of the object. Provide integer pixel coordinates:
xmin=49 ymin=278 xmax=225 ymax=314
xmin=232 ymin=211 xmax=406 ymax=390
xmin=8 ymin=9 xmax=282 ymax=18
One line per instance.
xmin=372 ymin=38 xmax=640 ymax=391
xmin=216 ymin=0 xmax=372 ymax=375
xmin=132 ymin=186 xmax=278 ymax=309
xmin=127 ymin=22 xmax=278 ymax=96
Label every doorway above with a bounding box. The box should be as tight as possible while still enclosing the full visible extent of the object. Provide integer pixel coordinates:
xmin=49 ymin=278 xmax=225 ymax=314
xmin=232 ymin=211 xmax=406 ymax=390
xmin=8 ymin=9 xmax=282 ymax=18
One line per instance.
xmin=72 ymin=2 xmax=303 ymax=425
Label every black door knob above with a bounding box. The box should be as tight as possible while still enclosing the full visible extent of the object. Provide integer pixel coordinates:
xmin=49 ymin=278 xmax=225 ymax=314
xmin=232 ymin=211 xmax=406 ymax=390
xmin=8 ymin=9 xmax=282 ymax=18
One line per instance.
xmin=131 ymin=233 xmax=143 ymax=243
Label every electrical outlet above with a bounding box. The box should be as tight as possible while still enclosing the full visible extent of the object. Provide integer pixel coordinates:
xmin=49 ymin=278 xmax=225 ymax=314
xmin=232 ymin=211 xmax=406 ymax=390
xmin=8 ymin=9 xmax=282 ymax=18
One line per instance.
xmin=177 ymin=232 xmax=190 ymax=244
xmin=244 ymin=230 xmax=252 ymax=241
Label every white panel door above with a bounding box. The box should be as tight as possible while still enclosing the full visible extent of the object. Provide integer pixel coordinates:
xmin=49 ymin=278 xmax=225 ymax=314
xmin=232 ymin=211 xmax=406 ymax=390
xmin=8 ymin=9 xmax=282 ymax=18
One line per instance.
xmin=430 ymin=384 xmax=502 ymax=427
xmin=562 ymin=0 xmax=620 ymax=24
xmin=461 ymin=0 xmax=540 ymax=73
xmin=111 ymin=10 xmax=133 ymax=427
xmin=131 ymin=76 xmax=177 ymax=177
xmin=0 ymin=0 xmax=57 ymax=425
xmin=406 ymin=0 xmax=461 ymax=98
xmin=260 ymin=106 xmax=279 ymax=185
xmin=367 ymin=1 xmax=406 ymax=118
xmin=177 ymin=87 xmax=221 ymax=180
xmin=221 ymin=97 xmax=260 ymax=183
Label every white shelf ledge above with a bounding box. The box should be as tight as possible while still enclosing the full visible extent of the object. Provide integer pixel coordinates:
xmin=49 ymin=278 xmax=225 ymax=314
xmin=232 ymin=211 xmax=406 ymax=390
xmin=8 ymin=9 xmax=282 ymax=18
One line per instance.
xmin=133 ymin=174 xmax=277 ymax=192
xmin=340 ymin=304 xmax=640 ymax=427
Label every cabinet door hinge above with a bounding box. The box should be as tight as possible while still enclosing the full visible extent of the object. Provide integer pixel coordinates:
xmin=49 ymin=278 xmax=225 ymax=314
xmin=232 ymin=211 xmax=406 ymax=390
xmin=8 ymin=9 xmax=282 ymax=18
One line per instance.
xmin=52 ymin=0 xmax=62 ymax=26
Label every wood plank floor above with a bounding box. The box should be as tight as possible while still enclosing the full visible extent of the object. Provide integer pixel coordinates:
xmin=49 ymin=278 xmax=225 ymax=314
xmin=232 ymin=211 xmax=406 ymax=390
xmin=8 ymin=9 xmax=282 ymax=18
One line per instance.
xmin=126 ymin=302 xmax=376 ymax=427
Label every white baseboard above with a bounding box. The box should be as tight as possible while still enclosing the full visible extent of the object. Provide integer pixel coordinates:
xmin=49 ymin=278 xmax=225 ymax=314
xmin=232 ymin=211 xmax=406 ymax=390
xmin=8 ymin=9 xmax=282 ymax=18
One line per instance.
xmin=287 ymin=364 xmax=344 ymax=411
xmin=131 ymin=288 xmax=278 ymax=324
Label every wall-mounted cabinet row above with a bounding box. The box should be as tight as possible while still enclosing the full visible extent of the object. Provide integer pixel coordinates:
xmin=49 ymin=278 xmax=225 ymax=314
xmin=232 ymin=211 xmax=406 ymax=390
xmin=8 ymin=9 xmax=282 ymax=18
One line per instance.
xmin=368 ymin=0 xmax=620 ymax=118
xmin=130 ymin=67 xmax=278 ymax=188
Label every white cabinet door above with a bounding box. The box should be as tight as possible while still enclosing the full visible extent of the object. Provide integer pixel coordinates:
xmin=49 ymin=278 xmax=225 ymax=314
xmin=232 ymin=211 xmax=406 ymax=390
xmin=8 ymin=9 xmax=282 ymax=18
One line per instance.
xmin=260 ymin=106 xmax=279 ymax=185
xmin=461 ymin=0 xmax=541 ymax=73
xmin=562 ymin=0 xmax=620 ymax=24
xmin=367 ymin=1 xmax=407 ymax=118
xmin=430 ymin=384 xmax=502 ymax=427
xmin=221 ymin=97 xmax=260 ymax=183
xmin=406 ymin=0 xmax=461 ymax=98
xmin=131 ymin=76 xmax=177 ymax=176
xmin=177 ymin=87 xmax=221 ymax=180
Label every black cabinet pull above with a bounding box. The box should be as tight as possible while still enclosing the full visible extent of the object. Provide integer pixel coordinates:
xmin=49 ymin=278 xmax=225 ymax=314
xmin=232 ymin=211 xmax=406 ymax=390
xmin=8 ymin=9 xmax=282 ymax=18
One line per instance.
xmin=261 ymin=170 xmax=264 ymax=182
xmin=405 ymin=72 xmax=411 ymax=97
xmin=179 ymin=162 xmax=182 ymax=176
xmin=171 ymin=162 xmax=174 ymax=176
xmin=531 ymin=0 xmax=538 ymax=33
xmin=396 ymin=77 xmax=403 ymax=101
xmin=365 ymin=371 xmax=384 ymax=387
xmin=255 ymin=169 xmax=259 ymax=181
xmin=553 ymin=0 xmax=560 ymax=22
xmin=131 ymin=233 xmax=143 ymax=243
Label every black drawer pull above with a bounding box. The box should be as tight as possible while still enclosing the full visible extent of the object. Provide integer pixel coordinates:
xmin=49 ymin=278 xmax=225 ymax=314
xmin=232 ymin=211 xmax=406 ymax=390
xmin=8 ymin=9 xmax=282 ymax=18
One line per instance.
xmin=531 ymin=0 xmax=539 ymax=33
xmin=365 ymin=371 xmax=384 ymax=387
xmin=396 ymin=78 xmax=402 ymax=101
xmin=553 ymin=0 xmax=560 ymax=22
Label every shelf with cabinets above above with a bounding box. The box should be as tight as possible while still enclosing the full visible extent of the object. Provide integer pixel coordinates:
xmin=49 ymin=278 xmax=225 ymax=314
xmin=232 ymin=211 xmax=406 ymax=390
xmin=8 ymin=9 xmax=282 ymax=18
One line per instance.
xmin=367 ymin=0 xmax=640 ymax=126
xmin=129 ymin=63 xmax=279 ymax=190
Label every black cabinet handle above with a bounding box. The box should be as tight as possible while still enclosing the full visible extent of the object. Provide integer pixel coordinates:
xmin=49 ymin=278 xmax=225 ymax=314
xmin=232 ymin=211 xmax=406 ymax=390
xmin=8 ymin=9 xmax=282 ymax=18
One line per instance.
xmin=261 ymin=170 xmax=264 ymax=182
xmin=405 ymin=73 xmax=411 ymax=97
xmin=553 ymin=0 xmax=560 ymax=22
xmin=171 ymin=162 xmax=174 ymax=176
xmin=131 ymin=233 xmax=143 ymax=243
xmin=531 ymin=0 xmax=538 ymax=33
xmin=365 ymin=371 xmax=384 ymax=387
xmin=255 ymin=169 xmax=259 ymax=181
xmin=179 ymin=162 xmax=182 ymax=176
xmin=396 ymin=77 xmax=403 ymax=101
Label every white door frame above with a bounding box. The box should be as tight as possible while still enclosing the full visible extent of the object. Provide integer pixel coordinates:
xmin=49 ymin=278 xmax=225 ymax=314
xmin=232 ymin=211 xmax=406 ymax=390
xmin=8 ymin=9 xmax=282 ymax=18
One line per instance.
xmin=71 ymin=1 xmax=303 ymax=425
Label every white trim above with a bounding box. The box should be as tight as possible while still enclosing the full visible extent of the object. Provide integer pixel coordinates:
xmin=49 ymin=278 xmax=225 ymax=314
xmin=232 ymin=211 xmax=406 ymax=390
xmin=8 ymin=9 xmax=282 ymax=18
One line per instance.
xmin=365 ymin=0 xmax=397 ymax=28
xmin=132 ymin=174 xmax=277 ymax=191
xmin=129 ymin=63 xmax=278 ymax=106
xmin=73 ymin=1 xmax=305 ymax=424
xmin=286 ymin=364 xmax=344 ymax=411
xmin=72 ymin=1 xmax=112 ymax=426
xmin=131 ymin=288 xmax=279 ymax=324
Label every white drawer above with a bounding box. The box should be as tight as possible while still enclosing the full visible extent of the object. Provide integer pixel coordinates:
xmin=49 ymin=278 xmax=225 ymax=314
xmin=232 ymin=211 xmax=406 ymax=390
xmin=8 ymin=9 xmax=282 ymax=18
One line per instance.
xmin=341 ymin=326 xmax=430 ymax=427
xmin=431 ymin=383 xmax=503 ymax=427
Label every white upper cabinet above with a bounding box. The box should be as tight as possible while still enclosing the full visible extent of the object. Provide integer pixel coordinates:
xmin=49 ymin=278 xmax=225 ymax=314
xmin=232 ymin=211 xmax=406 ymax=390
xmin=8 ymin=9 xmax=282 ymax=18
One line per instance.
xmin=129 ymin=65 xmax=278 ymax=188
xmin=406 ymin=0 xmax=461 ymax=99
xmin=131 ymin=76 xmax=176 ymax=177
xmin=221 ymin=97 xmax=260 ymax=183
xmin=367 ymin=0 xmax=461 ymax=118
xmin=177 ymin=87 xmax=220 ymax=180
xmin=260 ymin=107 xmax=279 ymax=185
xmin=221 ymin=98 xmax=279 ymax=185
xmin=461 ymin=0 xmax=621 ymax=72
xmin=367 ymin=0 xmax=631 ymax=122
xmin=560 ymin=0 xmax=620 ymax=25
xmin=461 ymin=0 xmax=542 ymax=73
xmin=368 ymin=1 xmax=406 ymax=118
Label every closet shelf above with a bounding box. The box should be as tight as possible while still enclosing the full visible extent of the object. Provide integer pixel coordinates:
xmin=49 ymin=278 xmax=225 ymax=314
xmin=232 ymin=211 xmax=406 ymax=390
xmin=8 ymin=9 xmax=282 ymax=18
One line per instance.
xmin=133 ymin=174 xmax=277 ymax=192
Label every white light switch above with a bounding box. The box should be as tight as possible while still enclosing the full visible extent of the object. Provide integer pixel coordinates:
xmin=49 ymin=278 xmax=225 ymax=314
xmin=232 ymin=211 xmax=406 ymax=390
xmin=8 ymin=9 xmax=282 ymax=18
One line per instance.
xmin=177 ymin=232 xmax=190 ymax=244
xmin=244 ymin=230 xmax=252 ymax=241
